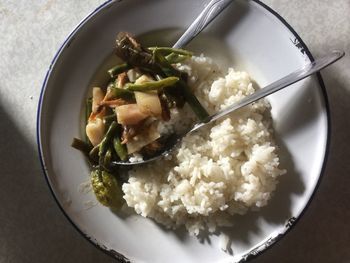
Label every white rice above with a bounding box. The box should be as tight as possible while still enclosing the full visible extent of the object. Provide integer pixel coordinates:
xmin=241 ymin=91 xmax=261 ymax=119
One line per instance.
xmin=122 ymin=55 xmax=286 ymax=236
xmin=128 ymin=153 xmax=144 ymax=163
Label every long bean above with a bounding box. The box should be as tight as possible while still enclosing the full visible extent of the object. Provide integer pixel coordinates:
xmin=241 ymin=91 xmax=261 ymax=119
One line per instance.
xmin=108 ymin=63 xmax=132 ymax=78
xmin=153 ymin=50 xmax=179 ymax=77
xmin=114 ymin=34 xmax=209 ymax=120
xmin=179 ymin=80 xmax=209 ymax=120
xmin=98 ymin=121 xmax=118 ymax=168
xmin=149 ymin=47 xmax=192 ymax=64
xmin=110 ymin=87 xmax=135 ymax=101
xmin=154 ymin=51 xmax=209 ymax=121
xmin=71 ymin=138 xmax=93 ymax=155
xmin=125 ymin=77 xmax=179 ymax=91
xmin=113 ymin=136 xmax=127 ymax=161
xmin=103 ymin=114 xmax=116 ymax=127
xmin=103 ymin=148 xmax=113 ymax=168
xmin=148 ymin=47 xmax=193 ymax=57
xmin=165 ymin=53 xmax=190 ymax=64
xmin=71 ymin=138 xmax=100 ymax=165
xmin=89 ymin=144 xmax=99 ymax=164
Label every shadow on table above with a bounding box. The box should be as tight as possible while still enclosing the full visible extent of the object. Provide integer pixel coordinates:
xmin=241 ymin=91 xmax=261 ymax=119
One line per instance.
xmin=0 ymin=106 xmax=114 ymax=263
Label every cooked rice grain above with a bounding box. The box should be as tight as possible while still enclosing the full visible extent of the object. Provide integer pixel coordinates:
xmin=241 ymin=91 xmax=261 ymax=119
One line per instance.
xmin=122 ymin=56 xmax=286 ymax=235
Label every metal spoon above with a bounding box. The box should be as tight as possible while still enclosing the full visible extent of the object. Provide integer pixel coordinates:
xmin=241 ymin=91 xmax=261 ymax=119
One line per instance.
xmin=112 ymin=50 xmax=344 ymax=166
xmin=112 ymin=0 xmax=344 ymax=165
xmin=172 ymin=0 xmax=234 ymax=49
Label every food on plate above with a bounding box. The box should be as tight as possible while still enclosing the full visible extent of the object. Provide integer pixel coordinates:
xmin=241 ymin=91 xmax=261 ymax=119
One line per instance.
xmin=71 ymin=32 xmax=286 ymax=235
xmin=91 ymin=169 xmax=123 ymax=208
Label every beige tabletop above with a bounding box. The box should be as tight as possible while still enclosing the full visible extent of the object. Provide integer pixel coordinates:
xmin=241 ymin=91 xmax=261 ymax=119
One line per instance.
xmin=0 ymin=0 xmax=349 ymax=262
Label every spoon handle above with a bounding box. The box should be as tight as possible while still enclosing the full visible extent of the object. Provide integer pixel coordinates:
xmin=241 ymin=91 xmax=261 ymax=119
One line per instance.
xmin=173 ymin=0 xmax=234 ymax=49
xmin=193 ymin=50 xmax=345 ymax=130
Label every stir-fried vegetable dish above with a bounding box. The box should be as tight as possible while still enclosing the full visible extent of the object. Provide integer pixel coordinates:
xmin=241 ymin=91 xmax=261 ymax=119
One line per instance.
xmin=71 ymin=32 xmax=209 ymax=208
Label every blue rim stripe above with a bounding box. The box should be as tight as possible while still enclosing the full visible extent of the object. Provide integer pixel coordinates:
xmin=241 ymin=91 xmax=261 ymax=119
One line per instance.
xmin=36 ymin=0 xmax=331 ymax=262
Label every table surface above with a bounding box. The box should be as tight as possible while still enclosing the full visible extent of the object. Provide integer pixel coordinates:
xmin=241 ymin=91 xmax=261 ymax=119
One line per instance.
xmin=1 ymin=1 xmax=349 ymax=262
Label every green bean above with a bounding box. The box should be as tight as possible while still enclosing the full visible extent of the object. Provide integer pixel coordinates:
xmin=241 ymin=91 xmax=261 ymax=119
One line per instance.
xmin=165 ymin=53 xmax=190 ymax=64
xmin=163 ymin=86 xmax=185 ymax=108
xmin=71 ymin=138 xmax=93 ymax=155
xmin=98 ymin=121 xmax=118 ymax=168
xmin=89 ymin=144 xmax=99 ymax=164
xmin=103 ymin=114 xmax=116 ymax=127
xmin=99 ymin=121 xmax=118 ymax=155
xmin=109 ymin=87 xmax=135 ymax=101
xmin=113 ymin=136 xmax=127 ymax=161
xmin=107 ymin=63 xmax=132 ymax=78
xmin=179 ymin=80 xmax=209 ymax=120
xmin=113 ymin=37 xmax=208 ymax=120
xmin=125 ymin=77 xmax=179 ymax=91
xmin=137 ymin=66 xmax=160 ymax=79
xmin=148 ymin=47 xmax=193 ymax=57
xmin=153 ymin=50 xmax=180 ymax=77
xmin=103 ymin=148 xmax=113 ymax=168
xmin=153 ymin=51 xmax=209 ymax=121
xmin=149 ymin=47 xmax=192 ymax=64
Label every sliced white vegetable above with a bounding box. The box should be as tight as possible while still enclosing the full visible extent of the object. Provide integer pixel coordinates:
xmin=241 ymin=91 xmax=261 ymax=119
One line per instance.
xmin=126 ymin=69 xmax=141 ymax=83
xmin=135 ymin=91 xmax=162 ymax=117
xmin=92 ymin=87 xmax=104 ymax=113
xmin=135 ymin=74 xmax=153 ymax=84
xmin=115 ymin=104 xmax=148 ymax=125
xmin=126 ymin=124 xmax=160 ymax=154
xmin=103 ymin=84 xmax=113 ymax=101
xmin=134 ymin=75 xmax=162 ymax=117
xmin=86 ymin=118 xmax=105 ymax=146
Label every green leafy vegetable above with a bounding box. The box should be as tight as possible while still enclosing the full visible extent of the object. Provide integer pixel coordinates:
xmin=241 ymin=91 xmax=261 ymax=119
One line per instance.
xmin=91 ymin=170 xmax=123 ymax=208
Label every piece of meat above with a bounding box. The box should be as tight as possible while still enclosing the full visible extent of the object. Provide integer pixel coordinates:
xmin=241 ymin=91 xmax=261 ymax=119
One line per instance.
xmin=115 ymin=32 xmax=162 ymax=75
xmin=159 ymin=92 xmax=171 ymax=121
xmin=117 ymin=72 xmax=128 ymax=88
xmin=121 ymin=125 xmax=137 ymax=144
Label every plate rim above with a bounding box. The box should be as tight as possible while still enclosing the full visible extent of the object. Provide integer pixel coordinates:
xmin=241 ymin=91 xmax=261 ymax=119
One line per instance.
xmin=36 ymin=0 xmax=331 ymax=262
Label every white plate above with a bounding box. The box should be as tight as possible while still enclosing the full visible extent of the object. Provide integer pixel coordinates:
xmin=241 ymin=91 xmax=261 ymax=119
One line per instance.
xmin=37 ymin=0 xmax=329 ymax=262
